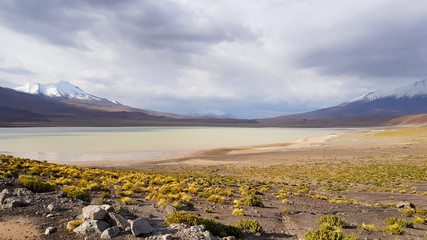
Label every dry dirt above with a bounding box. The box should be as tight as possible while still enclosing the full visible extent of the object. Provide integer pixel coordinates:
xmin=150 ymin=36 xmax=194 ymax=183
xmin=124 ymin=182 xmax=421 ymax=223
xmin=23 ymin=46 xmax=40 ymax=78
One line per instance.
xmin=1 ymin=127 xmax=426 ymax=239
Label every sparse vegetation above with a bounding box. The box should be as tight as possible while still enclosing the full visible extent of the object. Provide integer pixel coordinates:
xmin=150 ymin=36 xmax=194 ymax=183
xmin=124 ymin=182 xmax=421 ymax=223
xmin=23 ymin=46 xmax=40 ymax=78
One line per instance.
xmin=317 ymin=214 xmax=348 ymax=228
xmin=357 ymin=223 xmax=379 ymax=232
xmin=66 ymin=219 xmax=84 ymax=230
xmin=18 ymin=175 xmax=55 ymax=192
xmin=1 ymin=153 xmax=427 ymax=239
xmin=232 ymin=208 xmax=244 ymax=216
xmin=67 ymin=189 xmax=91 ymax=202
xmin=413 ymin=216 xmax=427 ymax=224
xmin=382 ymin=224 xmax=404 ymax=235
xmin=239 ymin=195 xmax=264 ymax=207
xmin=237 ymin=219 xmax=263 ymax=233
xmin=384 ymin=217 xmax=414 ymax=228
xmin=165 ymin=211 xmax=243 ymax=238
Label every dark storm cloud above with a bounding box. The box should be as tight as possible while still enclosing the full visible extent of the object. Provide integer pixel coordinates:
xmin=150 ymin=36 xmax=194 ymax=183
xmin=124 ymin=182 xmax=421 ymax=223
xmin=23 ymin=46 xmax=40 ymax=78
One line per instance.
xmin=298 ymin=15 xmax=427 ymax=79
xmin=0 ymin=66 xmax=35 ymax=75
xmin=112 ymin=1 xmax=257 ymax=53
xmin=0 ymin=0 xmax=256 ymax=52
xmin=0 ymin=0 xmax=98 ymax=48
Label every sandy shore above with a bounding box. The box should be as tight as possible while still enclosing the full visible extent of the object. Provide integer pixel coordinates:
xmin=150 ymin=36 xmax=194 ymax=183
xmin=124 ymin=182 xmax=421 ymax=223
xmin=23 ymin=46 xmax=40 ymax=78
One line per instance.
xmin=73 ymin=127 xmax=426 ymax=169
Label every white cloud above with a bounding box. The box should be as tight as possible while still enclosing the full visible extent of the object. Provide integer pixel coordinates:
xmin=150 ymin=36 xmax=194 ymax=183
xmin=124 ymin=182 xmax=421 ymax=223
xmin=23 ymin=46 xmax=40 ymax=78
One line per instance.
xmin=0 ymin=0 xmax=426 ymax=118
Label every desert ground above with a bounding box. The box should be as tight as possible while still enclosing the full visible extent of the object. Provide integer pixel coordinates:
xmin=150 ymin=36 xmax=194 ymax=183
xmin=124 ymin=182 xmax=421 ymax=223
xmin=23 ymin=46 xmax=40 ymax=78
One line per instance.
xmin=0 ymin=126 xmax=426 ymax=239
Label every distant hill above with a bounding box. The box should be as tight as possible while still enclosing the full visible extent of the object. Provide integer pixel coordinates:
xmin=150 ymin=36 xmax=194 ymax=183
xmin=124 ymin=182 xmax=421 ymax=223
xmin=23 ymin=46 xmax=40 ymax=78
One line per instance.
xmin=189 ymin=109 xmax=237 ymax=119
xmin=2 ymin=80 xmax=426 ymax=127
xmin=260 ymin=80 xmax=427 ymax=127
xmin=0 ymin=83 xmax=257 ymax=127
xmin=14 ymin=81 xmax=187 ymax=119
xmin=279 ymin=80 xmax=427 ymax=119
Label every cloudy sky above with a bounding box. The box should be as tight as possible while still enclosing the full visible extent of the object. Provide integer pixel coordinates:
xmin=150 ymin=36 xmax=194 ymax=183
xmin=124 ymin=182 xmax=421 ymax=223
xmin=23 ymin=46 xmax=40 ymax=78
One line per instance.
xmin=0 ymin=0 xmax=426 ymax=118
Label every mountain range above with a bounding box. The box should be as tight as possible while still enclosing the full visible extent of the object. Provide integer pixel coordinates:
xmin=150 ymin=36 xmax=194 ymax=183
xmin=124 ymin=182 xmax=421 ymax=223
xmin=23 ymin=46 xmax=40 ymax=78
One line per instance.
xmin=1 ymin=80 xmax=426 ymax=127
xmin=0 ymin=81 xmax=255 ymax=127
xmin=261 ymin=80 xmax=427 ymax=127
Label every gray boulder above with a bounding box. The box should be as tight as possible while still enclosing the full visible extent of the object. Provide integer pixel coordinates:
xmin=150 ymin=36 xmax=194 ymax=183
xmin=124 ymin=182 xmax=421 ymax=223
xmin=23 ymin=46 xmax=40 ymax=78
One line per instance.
xmin=45 ymin=227 xmax=57 ymax=235
xmin=100 ymin=226 xmax=120 ymax=239
xmin=47 ymin=203 xmax=60 ymax=212
xmin=108 ymin=212 xmax=130 ymax=230
xmin=396 ymin=201 xmax=416 ymax=209
xmin=165 ymin=204 xmax=176 ymax=215
xmin=0 ymin=189 xmax=12 ymax=204
xmin=2 ymin=196 xmax=29 ymax=208
xmin=82 ymin=205 xmax=109 ymax=220
xmin=100 ymin=204 xmax=114 ymax=212
xmin=13 ymin=188 xmax=32 ymax=196
xmin=73 ymin=220 xmax=110 ymax=235
xmin=1 ymin=158 xmax=10 ymax=164
xmin=131 ymin=218 xmax=153 ymax=236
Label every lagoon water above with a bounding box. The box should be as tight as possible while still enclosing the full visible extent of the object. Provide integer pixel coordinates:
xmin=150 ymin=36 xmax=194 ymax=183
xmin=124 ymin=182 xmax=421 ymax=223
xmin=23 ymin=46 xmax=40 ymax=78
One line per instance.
xmin=0 ymin=127 xmax=344 ymax=164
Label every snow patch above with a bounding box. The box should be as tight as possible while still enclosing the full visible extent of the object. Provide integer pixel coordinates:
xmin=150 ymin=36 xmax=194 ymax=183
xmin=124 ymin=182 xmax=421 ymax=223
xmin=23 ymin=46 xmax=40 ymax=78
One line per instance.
xmin=15 ymin=81 xmax=119 ymax=104
xmin=347 ymin=79 xmax=427 ymax=104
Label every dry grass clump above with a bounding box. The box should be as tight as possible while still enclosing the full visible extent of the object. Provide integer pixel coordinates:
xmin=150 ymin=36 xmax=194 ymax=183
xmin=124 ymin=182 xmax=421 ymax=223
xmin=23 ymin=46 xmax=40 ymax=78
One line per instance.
xmin=232 ymin=208 xmax=244 ymax=216
xmin=357 ymin=223 xmax=378 ymax=232
xmin=66 ymin=219 xmax=84 ymax=230
xmin=382 ymin=224 xmax=404 ymax=235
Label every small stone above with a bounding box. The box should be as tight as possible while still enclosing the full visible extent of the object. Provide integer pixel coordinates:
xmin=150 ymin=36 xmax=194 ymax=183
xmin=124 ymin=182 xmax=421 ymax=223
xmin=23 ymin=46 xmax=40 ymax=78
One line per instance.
xmin=131 ymin=218 xmax=152 ymax=236
xmin=165 ymin=204 xmax=176 ymax=215
xmin=396 ymin=201 xmax=415 ymax=209
xmin=0 ymin=189 xmax=12 ymax=204
xmin=222 ymin=237 xmax=236 ymax=240
xmin=45 ymin=227 xmax=57 ymax=235
xmin=108 ymin=212 xmax=130 ymax=230
xmin=190 ymin=225 xmax=205 ymax=232
xmin=101 ymin=226 xmax=120 ymax=239
xmin=13 ymin=188 xmax=32 ymax=196
xmin=162 ymin=234 xmax=172 ymax=240
xmin=2 ymin=196 xmax=29 ymax=208
xmin=100 ymin=205 xmax=114 ymax=212
xmin=73 ymin=220 xmax=110 ymax=235
xmin=59 ymin=192 xmax=68 ymax=198
xmin=46 ymin=213 xmax=54 ymax=218
xmin=82 ymin=205 xmax=108 ymax=220
xmin=47 ymin=203 xmax=60 ymax=212
xmin=0 ymin=189 xmax=12 ymax=195
xmin=1 ymin=158 xmax=10 ymax=164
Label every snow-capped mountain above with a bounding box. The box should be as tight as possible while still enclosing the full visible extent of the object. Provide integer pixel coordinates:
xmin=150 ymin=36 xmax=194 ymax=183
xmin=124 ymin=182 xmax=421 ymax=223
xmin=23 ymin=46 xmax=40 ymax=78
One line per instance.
xmin=285 ymin=79 xmax=427 ymax=119
xmin=15 ymin=81 xmax=107 ymax=102
xmin=348 ymin=79 xmax=427 ymax=103
xmin=190 ymin=109 xmax=236 ymax=118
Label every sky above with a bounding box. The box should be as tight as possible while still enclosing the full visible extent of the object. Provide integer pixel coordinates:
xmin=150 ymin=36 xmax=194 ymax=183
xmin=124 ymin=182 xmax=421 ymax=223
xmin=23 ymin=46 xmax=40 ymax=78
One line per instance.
xmin=0 ymin=0 xmax=426 ymax=119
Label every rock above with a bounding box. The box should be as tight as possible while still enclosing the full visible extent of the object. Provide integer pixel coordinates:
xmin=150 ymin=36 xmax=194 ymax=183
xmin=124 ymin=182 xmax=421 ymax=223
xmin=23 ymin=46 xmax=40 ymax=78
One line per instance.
xmin=2 ymin=196 xmax=29 ymax=208
xmin=165 ymin=204 xmax=176 ymax=215
xmin=222 ymin=237 xmax=236 ymax=240
xmin=190 ymin=225 xmax=205 ymax=232
xmin=1 ymin=158 xmax=10 ymax=164
xmin=0 ymin=188 xmax=12 ymax=195
xmin=13 ymin=188 xmax=32 ymax=196
xmin=146 ymin=234 xmax=172 ymax=240
xmin=100 ymin=205 xmax=114 ymax=212
xmin=0 ymin=189 xmax=12 ymax=204
xmin=172 ymin=225 xmax=217 ymax=240
xmin=73 ymin=220 xmax=110 ymax=235
xmin=82 ymin=205 xmax=109 ymax=220
xmin=101 ymin=226 xmax=120 ymax=239
xmin=131 ymin=218 xmax=153 ymax=236
xmin=396 ymin=201 xmax=416 ymax=209
xmin=108 ymin=212 xmax=130 ymax=230
xmin=46 ymin=213 xmax=54 ymax=218
xmin=47 ymin=203 xmax=60 ymax=212
xmin=59 ymin=192 xmax=68 ymax=198
xmin=45 ymin=227 xmax=57 ymax=235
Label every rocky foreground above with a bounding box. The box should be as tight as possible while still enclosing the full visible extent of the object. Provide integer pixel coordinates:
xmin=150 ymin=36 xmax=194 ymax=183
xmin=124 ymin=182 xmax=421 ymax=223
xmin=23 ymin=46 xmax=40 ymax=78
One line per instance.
xmin=0 ymin=180 xmax=238 ymax=240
